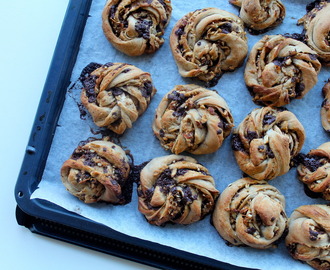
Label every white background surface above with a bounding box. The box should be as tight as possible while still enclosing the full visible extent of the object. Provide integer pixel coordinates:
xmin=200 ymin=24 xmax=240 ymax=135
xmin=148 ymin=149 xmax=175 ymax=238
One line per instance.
xmin=0 ymin=1 xmax=156 ymax=269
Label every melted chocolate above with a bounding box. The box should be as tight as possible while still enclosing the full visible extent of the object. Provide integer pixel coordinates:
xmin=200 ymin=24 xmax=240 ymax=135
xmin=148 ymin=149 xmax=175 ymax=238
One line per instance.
xmin=245 ymin=131 xmax=258 ymax=142
xmin=263 ymin=113 xmax=276 ymax=126
xmin=220 ymin=23 xmax=232 ymax=34
xmin=232 ymin=134 xmax=245 ymax=152
xmin=299 ymin=153 xmax=324 ymax=172
xmin=135 ymin=20 xmax=152 ymax=39
xmin=141 ymin=81 xmax=153 ymax=98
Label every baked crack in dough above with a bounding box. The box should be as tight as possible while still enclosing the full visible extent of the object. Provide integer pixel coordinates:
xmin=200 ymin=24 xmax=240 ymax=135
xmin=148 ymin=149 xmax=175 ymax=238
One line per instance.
xmin=230 ymin=0 xmax=286 ymax=33
xmin=298 ymin=0 xmax=330 ymax=65
xmin=153 ymin=84 xmax=234 ymax=155
xmin=286 ymin=204 xmax=330 ymax=270
xmin=61 ymin=140 xmax=131 ymax=204
xmin=138 ymin=155 xmax=219 ymax=226
xmin=102 ymin=0 xmax=172 ymax=56
xmin=170 ymin=8 xmax=248 ymax=86
xmin=212 ymin=177 xmax=287 ymax=249
xmin=232 ymin=106 xmax=305 ymax=180
xmin=80 ymin=62 xmax=156 ymax=135
xmin=321 ymin=79 xmax=330 ymax=132
xmin=297 ymin=142 xmax=330 ymax=200
xmin=245 ymin=35 xmax=321 ymax=107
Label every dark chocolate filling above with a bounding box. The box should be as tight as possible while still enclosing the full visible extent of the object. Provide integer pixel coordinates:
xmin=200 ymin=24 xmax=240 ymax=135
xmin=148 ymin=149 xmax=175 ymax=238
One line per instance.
xmin=135 ymin=19 xmax=152 ymax=39
xmin=232 ymin=134 xmax=246 ymax=152
xmin=263 ymin=113 xmax=276 ymax=126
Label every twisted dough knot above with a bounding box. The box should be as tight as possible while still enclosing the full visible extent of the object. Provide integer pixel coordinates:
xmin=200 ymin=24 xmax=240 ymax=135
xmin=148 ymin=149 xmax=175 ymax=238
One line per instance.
xmin=153 ymin=84 xmax=234 ymax=155
xmin=230 ymin=0 xmax=286 ymax=33
xmin=297 ymin=142 xmax=330 ymax=200
xmin=61 ymin=140 xmax=131 ymax=204
xmin=170 ymin=8 xmax=248 ymax=86
xmin=232 ymin=106 xmax=305 ymax=180
xmin=102 ymin=0 xmax=172 ymax=56
xmin=80 ymin=62 xmax=156 ymax=135
xmin=298 ymin=0 xmax=330 ymax=65
xmin=245 ymin=35 xmax=321 ymax=107
xmin=138 ymin=155 xmax=219 ymax=226
xmin=321 ymin=80 xmax=330 ymax=132
xmin=212 ymin=177 xmax=287 ymax=249
xmin=285 ymin=204 xmax=330 ymax=270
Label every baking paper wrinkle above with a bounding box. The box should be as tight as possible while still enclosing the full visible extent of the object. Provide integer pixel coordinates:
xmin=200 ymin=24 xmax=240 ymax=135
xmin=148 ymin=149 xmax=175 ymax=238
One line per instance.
xmin=31 ymin=1 xmax=329 ymax=269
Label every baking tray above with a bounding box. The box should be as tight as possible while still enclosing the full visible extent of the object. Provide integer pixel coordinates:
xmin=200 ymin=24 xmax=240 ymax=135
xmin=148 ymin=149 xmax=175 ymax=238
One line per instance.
xmin=14 ymin=1 xmax=248 ymax=269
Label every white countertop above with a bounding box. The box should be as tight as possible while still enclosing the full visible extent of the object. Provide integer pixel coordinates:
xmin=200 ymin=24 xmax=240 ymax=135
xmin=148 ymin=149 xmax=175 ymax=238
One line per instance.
xmin=0 ymin=1 xmax=157 ymax=269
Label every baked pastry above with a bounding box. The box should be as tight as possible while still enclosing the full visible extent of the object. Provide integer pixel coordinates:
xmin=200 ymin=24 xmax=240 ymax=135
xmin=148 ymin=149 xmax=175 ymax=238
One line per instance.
xmin=232 ymin=106 xmax=305 ymax=180
xmin=298 ymin=0 xmax=330 ymax=65
xmin=170 ymin=8 xmax=248 ymax=86
xmin=285 ymin=204 xmax=330 ymax=270
xmin=245 ymin=34 xmax=322 ymax=107
xmin=80 ymin=62 xmax=156 ymax=135
xmin=138 ymin=155 xmax=219 ymax=226
xmin=212 ymin=177 xmax=287 ymax=249
xmin=102 ymin=0 xmax=172 ymax=56
xmin=321 ymin=79 xmax=330 ymax=132
xmin=153 ymin=84 xmax=234 ymax=155
xmin=61 ymin=139 xmax=131 ymax=204
xmin=229 ymin=0 xmax=285 ymax=33
xmin=297 ymin=142 xmax=330 ymax=200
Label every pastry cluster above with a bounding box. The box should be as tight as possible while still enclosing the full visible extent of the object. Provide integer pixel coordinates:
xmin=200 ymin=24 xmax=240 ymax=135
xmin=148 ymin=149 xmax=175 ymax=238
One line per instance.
xmin=245 ymin=35 xmax=321 ymax=107
xmin=153 ymin=84 xmax=234 ymax=155
xmin=230 ymin=0 xmax=286 ymax=33
xmin=138 ymin=155 xmax=219 ymax=226
xmin=170 ymin=8 xmax=248 ymax=86
xmin=212 ymin=177 xmax=287 ymax=249
xmin=298 ymin=0 xmax=330 ymax=65
xmin=232 ymin=106 xmax=305 ymax=180
xmin=297 ymin=142 xmax=330 ymax=200
xmin=61 ymin=139 xmax=131 ymax=204
xmin=286 ymin=204 xmax=330 ymax=270
xmin=102 ymin=0 xmax=172 ymax=56
xmin=80 ymin=62 xmax=156 ymax=135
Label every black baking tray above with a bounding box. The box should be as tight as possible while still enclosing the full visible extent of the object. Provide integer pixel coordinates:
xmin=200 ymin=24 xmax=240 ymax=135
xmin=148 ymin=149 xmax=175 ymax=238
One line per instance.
xmin=14 ymin=1 xmax=252 ymax=269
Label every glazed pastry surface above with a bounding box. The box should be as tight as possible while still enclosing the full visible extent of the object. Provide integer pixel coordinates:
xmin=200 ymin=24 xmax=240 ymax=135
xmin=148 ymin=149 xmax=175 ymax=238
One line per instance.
xmin=170 ymin=8 xmax=248 ymax=86
xmin=61 ymin=140 xmax=131 ymax=204
xmin=245 ymin=34 xmax=321 ymax=107
xmin=153 ymin=84 xmax=234 ymax=155
xmin=102 ymin=0 xmax=172 ymax=56
xmin=232 ymin=106 xmax=305 ymax=180
xmin=212 ymin=177 xmax=287 ymax=249
xmin=138 ymin=155 xmax=219 ymax=226
xmin=285 ymin=204 xmax=330 ymax=270
xmin=80 ymin=62 xmax=156 ymax=135
xmin=298 ymin=0 xmax=330 ymax=65
xmin=297 ymin=142 xmax=330 ymax=200
xmin=321 ymin=80 xmax=330 ymax=132
xmin=230 ymin=0 xmax=285 ymax=33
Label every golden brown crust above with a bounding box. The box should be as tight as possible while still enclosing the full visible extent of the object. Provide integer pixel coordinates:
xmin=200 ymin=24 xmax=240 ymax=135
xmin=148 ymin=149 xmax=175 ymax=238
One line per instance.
xmin=212 ymin=177 xmax=287 ymax=249
xmin=321 ymin=80 xmax=330 ymax=132
xmin=297 ymin=142 xmax=330 ymax=200
xmin=102 ymin=0 xmax=172 ymax=56
xmin=170 ymin=8 xmax=248 ymax=86
xmin=80 ymin=62 xmax=156 ymax=135
xmin=285 ymin=204 xmax=330 ymax=270
xmin=298 ymin=1 xmax=330 ymax=65
xmin=245 ymin=35 xmax=321 ymax=107
xmin=152 ymin=84 xmax=234 ymax=155
xmin=230 ymin=0 xmax=286 ymax=32
xmin=137 ymin=155 xmax=219 ymax=226
xmin=232 ymin=107 xmax=305 ymax=180
xmin=60 ymin=140 xmax=131 ymax=204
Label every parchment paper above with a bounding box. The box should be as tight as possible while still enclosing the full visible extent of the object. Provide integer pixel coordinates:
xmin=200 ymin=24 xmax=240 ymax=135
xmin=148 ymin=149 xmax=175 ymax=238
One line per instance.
xmin=31 ymin=0 xmax=330 ymax=269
